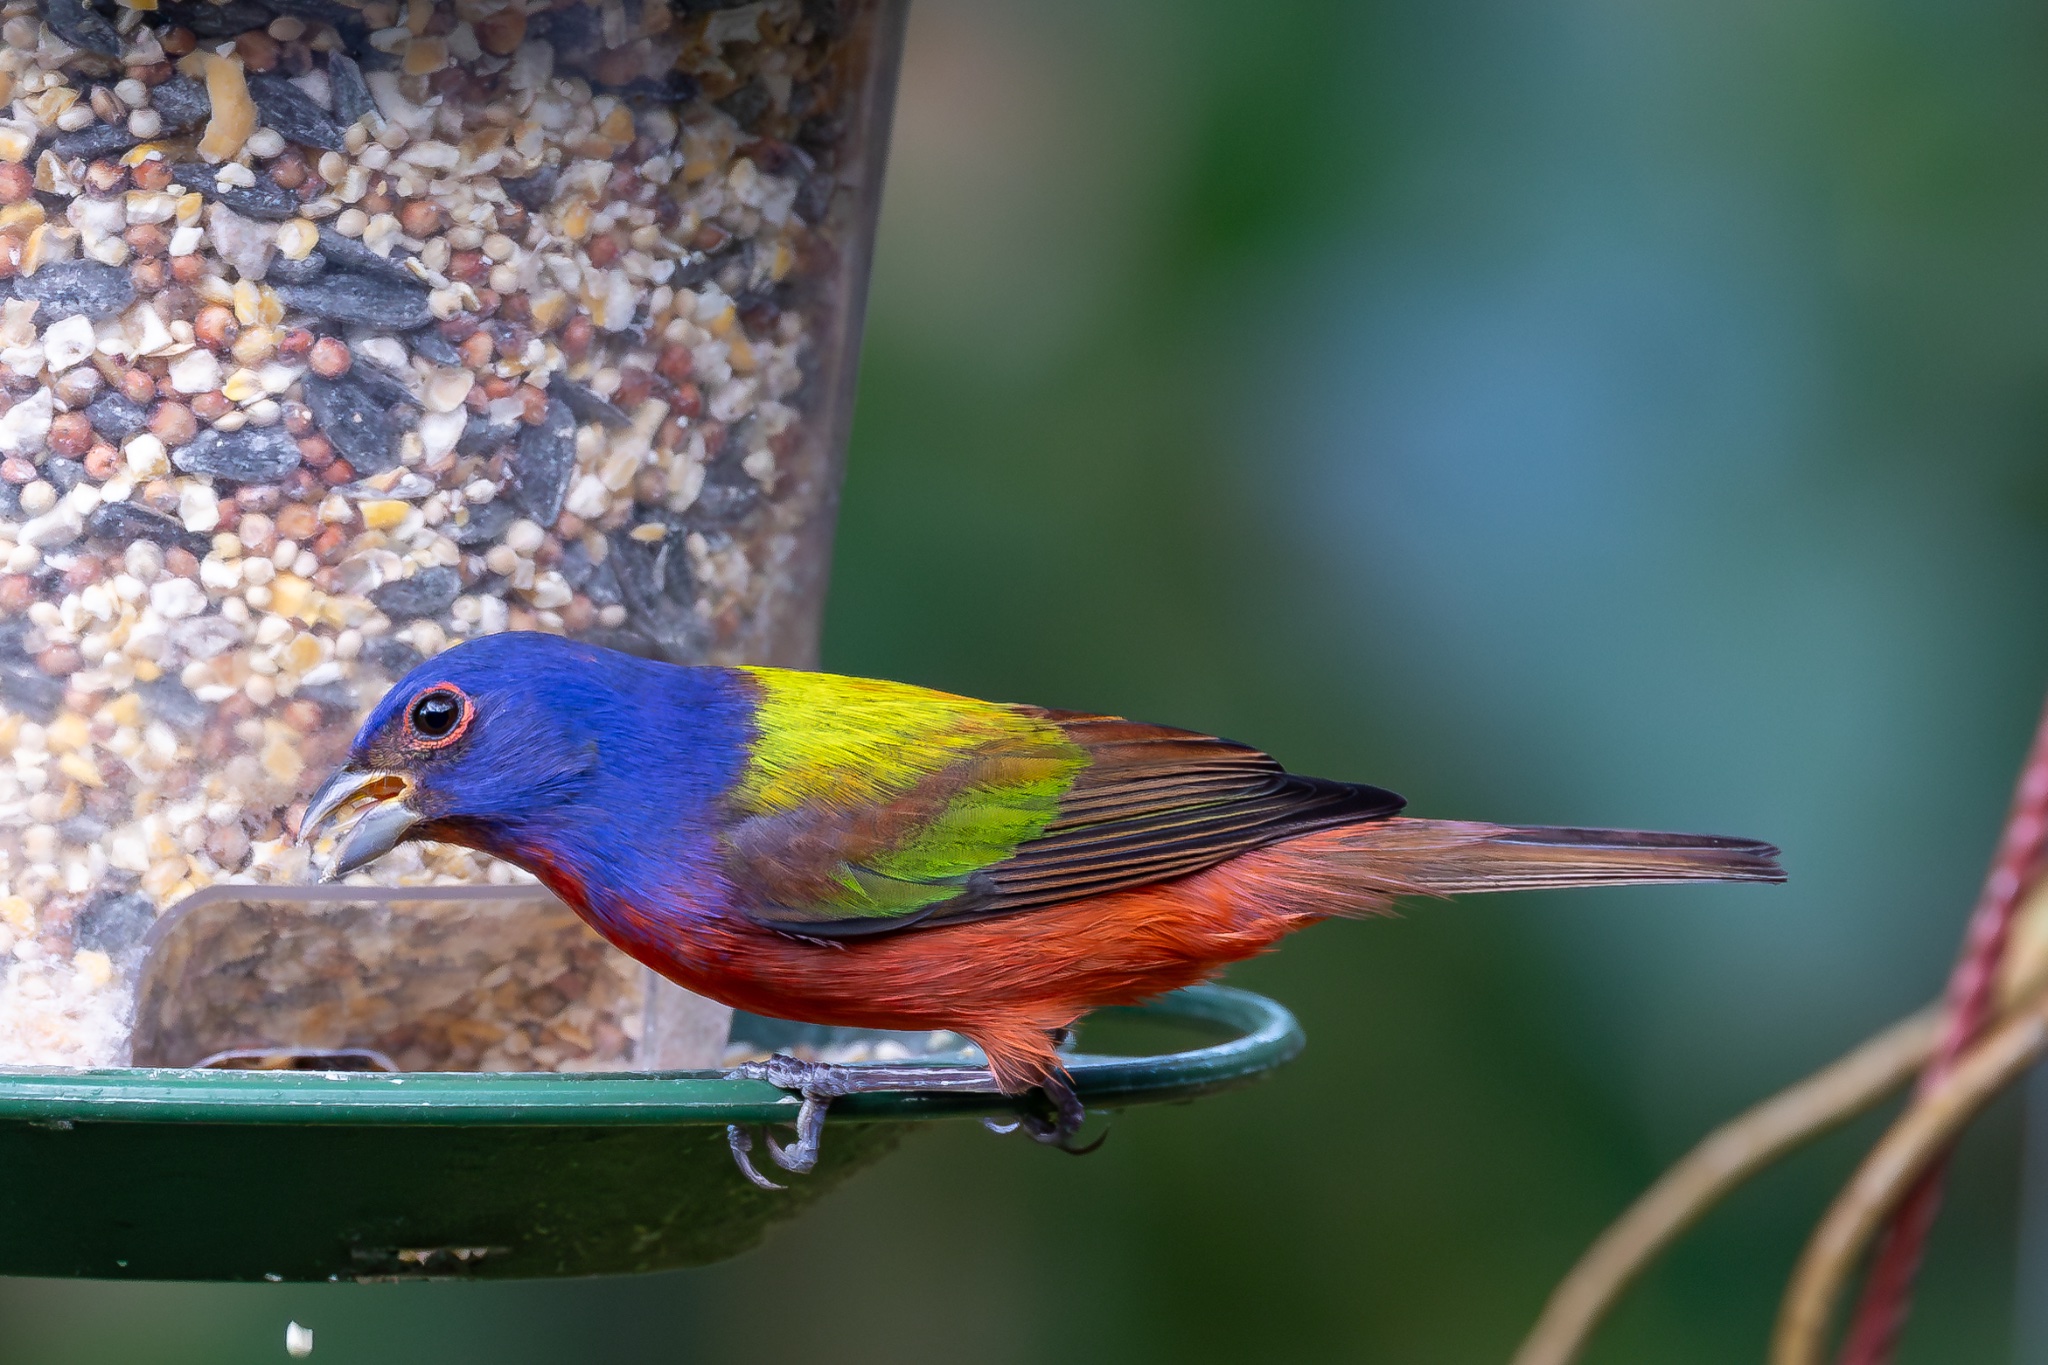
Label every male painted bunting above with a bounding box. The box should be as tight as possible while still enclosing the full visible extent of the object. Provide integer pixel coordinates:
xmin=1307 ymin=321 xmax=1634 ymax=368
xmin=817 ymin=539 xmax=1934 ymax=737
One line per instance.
xmin=301 ymin=632 xmax=1782 ymax=1187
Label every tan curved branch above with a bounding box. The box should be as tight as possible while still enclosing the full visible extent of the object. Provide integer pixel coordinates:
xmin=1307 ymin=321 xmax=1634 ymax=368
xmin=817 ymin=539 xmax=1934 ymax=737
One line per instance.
xmin=1511 ymin=875 xmax=2048 ymax=1365
xmin=1509 ymin=1006 xmax=1942 ymax=1365
xmin=1769 ymin=1000 xmax=2048 ymax=1365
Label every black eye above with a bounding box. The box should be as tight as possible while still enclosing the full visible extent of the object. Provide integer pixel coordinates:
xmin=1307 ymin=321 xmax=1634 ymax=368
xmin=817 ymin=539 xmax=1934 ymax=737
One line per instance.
xmin=410 ymin=689 xmax=465 ymax=740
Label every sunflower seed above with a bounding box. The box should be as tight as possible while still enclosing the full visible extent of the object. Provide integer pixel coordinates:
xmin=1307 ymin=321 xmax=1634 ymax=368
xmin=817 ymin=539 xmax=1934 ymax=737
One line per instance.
xmin=303 ymin=374 xmax=401 ymax=474
xmin=266 ymin=252 xmax=327 ymax=283
xmin=50 ymin=122 xmax=136 ymax=161
xmin=551 ymin=375 xmax=631 ymax=429
xmin=0 ymin=659 xmax=60 ymax=722
xmin=149 ymin=77 xmax=212 ymax=133
xmin=156 ymin=0 xmax=271 ymax=38
xmin=45 ymin=0 xmax=120 ymax=57
xmin=450 ymin=496 xmax=515 ymax=547
xmin=174 ymin=164 xmax=301 ymax=222
xmin=313 ymin=226 xmax=417 ymax=284
xmin=85 ymin=391 xmax=147 ymax=443
xmin=85 ymin=502 xmax=208 ymax=555
xmin=14 ymin=261 xmax=134 ymax=320
xmin=371 ymin=566 xmax=461 ymax=620
xmin=247 ymin=74 xmax=347 ymax=153
xmin=326 ymin=52 xmax=375 ymax=126
xmin=275 ymin=273 xmax=434 ymax=330
xmin=172 ymin=425 xmax=303 ymax=483
xmin=138 ymin=678 xmax=208 ymax=732
xmin=510 ymin=396 xmax=576 ymax=527
xmin=407 ymin=329 xmax=462 ymax=367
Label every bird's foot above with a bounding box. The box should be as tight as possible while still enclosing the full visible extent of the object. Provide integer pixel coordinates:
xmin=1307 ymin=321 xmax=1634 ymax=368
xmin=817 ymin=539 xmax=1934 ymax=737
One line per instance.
xmin=723 ymin=1054 xmax=1008 ymax=1190
xmin=987 ymin=1069 xmax=1107 ymax=1156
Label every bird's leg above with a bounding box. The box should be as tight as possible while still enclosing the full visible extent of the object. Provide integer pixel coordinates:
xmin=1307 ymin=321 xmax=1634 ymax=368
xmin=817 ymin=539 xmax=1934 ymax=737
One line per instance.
xmin=723 ymin=1054 xmax=1008 ymax=1186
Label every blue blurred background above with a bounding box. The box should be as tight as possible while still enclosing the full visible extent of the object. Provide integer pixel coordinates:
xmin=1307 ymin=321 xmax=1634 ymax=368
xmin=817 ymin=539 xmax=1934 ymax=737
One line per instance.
xmin=6 ymin=0 xmax=2048 ymax=1358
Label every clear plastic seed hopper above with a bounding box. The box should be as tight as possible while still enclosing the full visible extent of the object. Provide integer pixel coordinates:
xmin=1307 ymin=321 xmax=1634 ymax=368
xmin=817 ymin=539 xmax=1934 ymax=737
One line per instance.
xmin=0 ymin=0 xmax=1302 ymax=1279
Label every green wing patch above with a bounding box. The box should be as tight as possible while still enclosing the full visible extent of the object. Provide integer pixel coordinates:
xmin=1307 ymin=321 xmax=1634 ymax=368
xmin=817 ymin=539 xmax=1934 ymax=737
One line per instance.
xmin=722 ymin=671 xmax=1405 ymax=939
xmin=725 ymin=668 xmax=1090 ymax=923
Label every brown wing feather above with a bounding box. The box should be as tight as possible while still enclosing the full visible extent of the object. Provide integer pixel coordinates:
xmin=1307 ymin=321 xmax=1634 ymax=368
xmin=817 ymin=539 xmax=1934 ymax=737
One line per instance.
xmin=770 ymin=710 xmax=1404 ymax=938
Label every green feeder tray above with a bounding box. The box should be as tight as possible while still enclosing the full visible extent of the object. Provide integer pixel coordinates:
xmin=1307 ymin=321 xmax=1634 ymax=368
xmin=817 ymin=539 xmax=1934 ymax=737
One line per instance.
xmin=0 ymin=983 xmax=1301 ymax=1282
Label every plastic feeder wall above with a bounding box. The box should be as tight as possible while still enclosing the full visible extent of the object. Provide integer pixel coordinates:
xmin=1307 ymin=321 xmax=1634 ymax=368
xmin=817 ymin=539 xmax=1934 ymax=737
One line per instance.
xmin=0 ymin=0 xmax=908 ymax=1075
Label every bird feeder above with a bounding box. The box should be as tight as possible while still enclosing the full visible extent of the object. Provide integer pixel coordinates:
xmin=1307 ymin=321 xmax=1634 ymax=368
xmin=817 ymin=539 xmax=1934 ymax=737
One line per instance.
xmin=0 ymin=0 xmax=909 ymax=1073
xmin=0 ymin=0 xmax=1308 ymax=1283
xmin=0 ymin=983 xmax=1300 ymax=1280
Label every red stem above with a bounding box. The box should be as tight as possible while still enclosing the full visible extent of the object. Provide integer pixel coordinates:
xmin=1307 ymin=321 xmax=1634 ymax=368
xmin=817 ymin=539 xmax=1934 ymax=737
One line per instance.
xmin=1835 ymin=692 xmax=2048 ymax=1365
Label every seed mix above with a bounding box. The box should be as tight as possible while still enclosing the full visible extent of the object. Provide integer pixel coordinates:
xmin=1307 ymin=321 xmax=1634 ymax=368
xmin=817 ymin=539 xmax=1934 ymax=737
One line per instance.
xmin=0 ymin=0 xmax=882 ymax=1066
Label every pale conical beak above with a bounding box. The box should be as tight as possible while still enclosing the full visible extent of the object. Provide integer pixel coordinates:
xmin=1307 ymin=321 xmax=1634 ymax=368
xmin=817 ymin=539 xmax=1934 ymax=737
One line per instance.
xmin=297 ymin=765 xmax=417 ymax=881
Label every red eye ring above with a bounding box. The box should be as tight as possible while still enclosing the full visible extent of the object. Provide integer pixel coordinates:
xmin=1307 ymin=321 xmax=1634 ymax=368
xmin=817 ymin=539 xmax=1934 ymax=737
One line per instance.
xmin=403 ymin=684 xmax=474 ymax=750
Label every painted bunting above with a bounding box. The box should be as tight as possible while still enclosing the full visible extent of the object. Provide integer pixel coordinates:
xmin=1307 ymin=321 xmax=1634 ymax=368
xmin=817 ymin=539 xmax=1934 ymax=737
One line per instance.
xmin=301 ymin=632 xmax=1782 ymax=1186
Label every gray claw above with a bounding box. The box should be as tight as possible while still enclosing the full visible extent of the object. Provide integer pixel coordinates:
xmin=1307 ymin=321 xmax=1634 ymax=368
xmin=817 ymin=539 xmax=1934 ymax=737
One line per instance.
xmin=727 ymin=1124 xmax=785 ymax=1191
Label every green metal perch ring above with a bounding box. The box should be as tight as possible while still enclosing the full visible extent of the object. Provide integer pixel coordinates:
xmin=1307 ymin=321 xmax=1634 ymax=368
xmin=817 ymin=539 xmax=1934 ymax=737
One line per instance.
xmin=0 ymin=983 xmax=1301 ymax=1282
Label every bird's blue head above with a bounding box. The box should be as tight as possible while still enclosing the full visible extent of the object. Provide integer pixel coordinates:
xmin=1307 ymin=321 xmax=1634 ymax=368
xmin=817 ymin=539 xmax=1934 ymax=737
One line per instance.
xmin=298 ymin=632 xmax=735 ymax=884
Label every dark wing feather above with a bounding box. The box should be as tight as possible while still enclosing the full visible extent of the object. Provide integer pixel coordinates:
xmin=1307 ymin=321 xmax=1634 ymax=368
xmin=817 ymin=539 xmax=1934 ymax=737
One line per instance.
xmin=736 ymin=707 xmax=1403 ymax=939
xmin=929 ymin=710 xmax=1403 ymax=922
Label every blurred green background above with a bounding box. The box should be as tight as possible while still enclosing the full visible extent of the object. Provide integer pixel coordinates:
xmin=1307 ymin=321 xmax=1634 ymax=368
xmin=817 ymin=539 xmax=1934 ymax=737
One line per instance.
xmin=6 ymin=0 xmax=2048 ymax=1359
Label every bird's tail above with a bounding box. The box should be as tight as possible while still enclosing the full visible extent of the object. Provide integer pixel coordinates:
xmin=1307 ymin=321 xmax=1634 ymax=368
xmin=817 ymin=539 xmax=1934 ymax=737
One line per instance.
xmin=1239 ymin=817 xmax=1783 ymax=915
